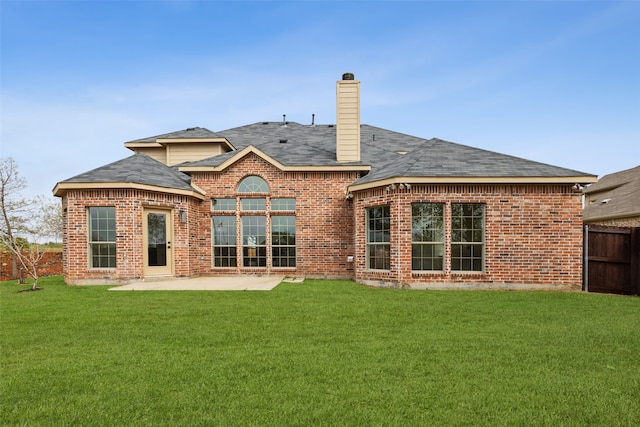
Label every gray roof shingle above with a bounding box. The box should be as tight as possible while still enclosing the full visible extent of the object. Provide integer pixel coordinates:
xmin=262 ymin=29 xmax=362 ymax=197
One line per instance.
xmin=59 ymin=122 xmax=595 ymax=195
xmin=186 ymin=122 xmax=363 ymax=167
xmin=185 ymin=122 xmax=594 ymax=183
xmin=60 ymin=153 xmax=194 ymax=191
xmin=126 ymin=127 xmax=223 ymax=144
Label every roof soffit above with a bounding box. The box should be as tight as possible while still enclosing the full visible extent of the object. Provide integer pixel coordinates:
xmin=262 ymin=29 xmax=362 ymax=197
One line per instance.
xmin=53 ymin=182 xmax=206 ymax=200
xmin=348 ymin=175 xmax=598 ymax=193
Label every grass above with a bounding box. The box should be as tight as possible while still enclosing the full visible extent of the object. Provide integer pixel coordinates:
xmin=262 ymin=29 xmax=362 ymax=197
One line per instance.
xmin=1 ymin=276 xmax=639 ymax=426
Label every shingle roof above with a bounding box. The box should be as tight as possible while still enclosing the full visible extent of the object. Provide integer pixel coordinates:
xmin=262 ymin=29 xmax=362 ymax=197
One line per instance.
xmin=356 ymin=135 xmax=591 ymax=184
xmin=186 ymin=122 xmax=364 ymax=167
xmin=125 ymin=127 xmax=223 ymax=143
xmin=60 ymin=153 xmax=194 ymax=191
xmin=185 ymin=122 xmax=593 ymax=183
xmin=583 ymin=165 xmax=640 ymax=221
xmin=58 ymin=122 xmax=596 ymax=196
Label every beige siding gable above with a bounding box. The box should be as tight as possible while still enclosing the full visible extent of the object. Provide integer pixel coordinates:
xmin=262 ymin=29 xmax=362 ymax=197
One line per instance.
xmin=166 ymin=143 xmax=225 ymax=166
xmin=134 ymin=147 xmax=167 ymax=164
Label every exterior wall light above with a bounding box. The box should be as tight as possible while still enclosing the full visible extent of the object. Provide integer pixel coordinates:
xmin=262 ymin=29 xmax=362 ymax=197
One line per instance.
xmin=179 ymin=210 xmax=187 ymax=223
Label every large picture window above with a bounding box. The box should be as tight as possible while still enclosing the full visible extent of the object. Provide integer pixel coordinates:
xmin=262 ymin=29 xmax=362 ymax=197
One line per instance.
xmin=367 ymin=206 xmax=390 ymax=270
xmin=212 ymin=216 xmax=237 ymax=267
xmin=213 ymin=176 xmax=297 ymax=269
xmin=88 ymin=207 xmax=116 ymax=268
xmin=412 ymin=203 xmax=444 ymax=271
xmin=271 ymin=216 xmax=296 ymax=267
xmin=451 ymin=203 xmax=485 ymax=272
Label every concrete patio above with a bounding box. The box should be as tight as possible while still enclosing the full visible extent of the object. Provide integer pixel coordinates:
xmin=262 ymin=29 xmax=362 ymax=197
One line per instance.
xmin=108 ymin=275 xmax=296 ymax=291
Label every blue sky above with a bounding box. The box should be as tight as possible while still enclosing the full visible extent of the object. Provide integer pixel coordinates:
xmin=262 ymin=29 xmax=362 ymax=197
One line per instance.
xmin=1 ymin=0 xmax=639 ymax=199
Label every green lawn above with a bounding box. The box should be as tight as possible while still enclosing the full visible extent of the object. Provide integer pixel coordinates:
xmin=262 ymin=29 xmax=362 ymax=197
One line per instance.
xmin=1 ymin=277 xmax=639 ymax=426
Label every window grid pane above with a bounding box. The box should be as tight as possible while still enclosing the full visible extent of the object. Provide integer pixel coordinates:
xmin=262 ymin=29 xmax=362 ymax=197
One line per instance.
xmin=212 ymin=216 xmax=237 ymax=267
xmin=271 ymin=198 xmax=296 ymax=211
xmin=212 ymin=198 xmax=236 ymax=211
xmin=366 ymin=206 xmax=390 ymax=270
xmin=451 ymin=203 xmax=485 ymax=271
xmin=241 ymin=198 xmax=266 ymax=211
xmin=88 ymin=207 xmax=116 ymax=269
xmin=411 ymin=203 xmax=444 ymax=271
xmin=271 ymin=216 xmax=296 ymax=267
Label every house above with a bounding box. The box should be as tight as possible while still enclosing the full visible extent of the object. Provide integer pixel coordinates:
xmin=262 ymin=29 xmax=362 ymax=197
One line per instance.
xmin=583 ymin=165 xmax=640 ymax=227
xmin=53 ymin=73 xmax=597 ymax=289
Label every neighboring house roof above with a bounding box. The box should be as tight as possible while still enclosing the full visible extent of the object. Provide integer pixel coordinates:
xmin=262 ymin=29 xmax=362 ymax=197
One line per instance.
xmin=53 ymin=153 xmax=205 ymax=198
xmin=583 ymin=165 xmax=640 ymax=222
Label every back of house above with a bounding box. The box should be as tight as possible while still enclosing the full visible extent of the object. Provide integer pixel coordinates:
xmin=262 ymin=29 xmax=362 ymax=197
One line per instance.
xmin=54 ymin=73 xmax=597 ymax=289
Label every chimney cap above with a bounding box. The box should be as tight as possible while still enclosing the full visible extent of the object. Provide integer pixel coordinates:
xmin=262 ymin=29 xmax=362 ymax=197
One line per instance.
xmin=342 ymin=72 xmax=355 ymax=80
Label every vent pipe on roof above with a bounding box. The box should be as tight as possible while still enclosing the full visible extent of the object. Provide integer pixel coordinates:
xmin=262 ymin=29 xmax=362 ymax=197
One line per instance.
xmin=282 ymin=114 xmax=287 ymax=127
xmin=311 ymin=113 xmax=315 ymax=126
xmin=336 ymin=72 xmax=360 ymax=162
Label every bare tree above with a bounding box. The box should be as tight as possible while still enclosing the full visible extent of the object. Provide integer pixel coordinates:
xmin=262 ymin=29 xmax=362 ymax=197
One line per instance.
xmin=35 ymin=197 xmax=63 ymax=244
xmin=0 ymin=158 xmax=52 ymax=290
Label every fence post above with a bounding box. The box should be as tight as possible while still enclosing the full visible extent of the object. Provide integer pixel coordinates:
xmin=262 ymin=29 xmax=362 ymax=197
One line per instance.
xmin=583 ymin=225 xmax=589 ymax=292
xmin=632 ymin=227 xmax=639 ymax=295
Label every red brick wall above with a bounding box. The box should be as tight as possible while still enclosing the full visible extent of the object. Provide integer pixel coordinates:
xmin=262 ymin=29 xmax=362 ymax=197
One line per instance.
xmin=191 ymin=153 xmax=357 ymax=278
xmin=354 ymin=184 xmax=584 ymax=289
xmin=62 ymin=189 xmax=200 ymax=284
xmin=0 ymin=251 xmax=63 ymax=281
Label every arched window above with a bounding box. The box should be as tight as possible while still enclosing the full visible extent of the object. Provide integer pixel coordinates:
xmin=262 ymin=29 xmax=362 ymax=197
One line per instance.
xmin=237 ymin=176 xmax=269 ymax=193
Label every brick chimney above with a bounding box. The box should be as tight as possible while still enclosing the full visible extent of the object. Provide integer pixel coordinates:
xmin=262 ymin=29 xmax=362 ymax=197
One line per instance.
xmin=336 ymin=72 xmax=361 ymax=162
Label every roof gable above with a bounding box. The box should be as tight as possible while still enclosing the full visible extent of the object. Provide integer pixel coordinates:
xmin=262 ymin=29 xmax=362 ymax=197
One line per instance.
xmin=180 ymin=144 xmax=370 ymax=173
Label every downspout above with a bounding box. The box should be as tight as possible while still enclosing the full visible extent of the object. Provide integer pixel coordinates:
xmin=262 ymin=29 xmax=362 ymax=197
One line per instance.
xmin=397 ymin=196 xmax=401 ymax=283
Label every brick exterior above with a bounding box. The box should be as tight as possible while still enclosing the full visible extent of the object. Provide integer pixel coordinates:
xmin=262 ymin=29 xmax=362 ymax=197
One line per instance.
xmin=62 ymin=189 xmax=199 ymax=284
xmin=190 ymin=153 xmax=356 ymax=278
xmin=354 ymin=184 xmax=584 ymax=290
xmin=60 ymin=154 xmax=584 ymax=290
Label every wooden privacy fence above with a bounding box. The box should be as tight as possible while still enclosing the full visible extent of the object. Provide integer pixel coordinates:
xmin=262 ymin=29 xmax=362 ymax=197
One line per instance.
xmin=584 ymin=225 xmax=640 ymax=295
